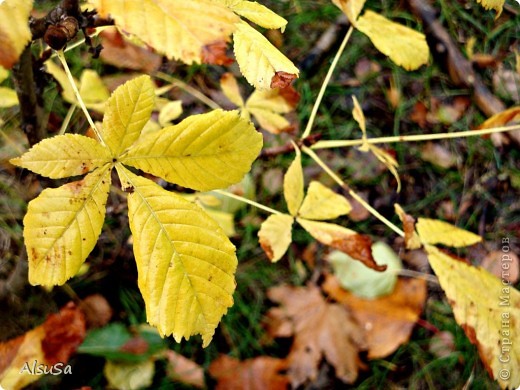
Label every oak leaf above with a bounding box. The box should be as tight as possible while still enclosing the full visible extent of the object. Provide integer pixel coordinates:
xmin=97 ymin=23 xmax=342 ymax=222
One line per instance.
xmin=323 ymin=274 xmax=427 ymax=359
xmin=265 ymin=284 xmax=366 ymax=387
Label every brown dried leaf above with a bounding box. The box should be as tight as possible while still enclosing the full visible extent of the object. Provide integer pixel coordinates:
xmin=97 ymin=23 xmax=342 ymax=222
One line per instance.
xmin=0 ymin=302 xmax=86 ymax=389
xmin=265 ymin=284 xmax=366 ymax=387
xmin=209 ymin=355 xmax=289 ymax=390
xmin=80 ymin=294 xmax=113 ymax=329
xmin=296 ymin=219 xmax=386 ymax=271
xmin=323 ymin=274 xmax=427 ymax=359
xmin=270 ymin=71 xmax=297 ymax=89
xmin=477 ymin=106 xmax=520 ymax=147
xmin=99 ymin=28 xmax=162 ymax=73
xmin=394 ymin=204 xmax=421 ymax=250
xmin=420 ymin=142 xmax=457 ymax=169
xmin=202 ymin=40 xmax=234 ymax=65
xmin=165 ymin=350 xmax=204 ymax=388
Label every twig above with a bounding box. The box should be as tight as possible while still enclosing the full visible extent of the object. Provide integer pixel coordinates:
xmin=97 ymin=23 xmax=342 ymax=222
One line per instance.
xmin=259 ymin=133 xmax=322 ymax=158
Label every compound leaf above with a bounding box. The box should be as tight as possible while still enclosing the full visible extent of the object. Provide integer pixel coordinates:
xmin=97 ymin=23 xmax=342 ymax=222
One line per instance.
xmin=122 ymin=109 xmax=263 ymax=191
xmin=90 ymin=0 xmax=238 ymax=64
xmin=284 ymin=149 xmax=304 ymax=216
xmin=118 ymin=166 xmax=237 ymax=347
xmin=0 ymin=0 xmax=32 ymax=69
xmin=298 ymin=181 xmax=351 ymax=220
xmin=101 ymin=75 xmax=156 ymax=156
xmin=233 ymin=21 xmax=299 ymax=90
xmin=356 ymin=11 xmax=429 ymax=71
xmin=258 ymin=213 xmax=294 ymax=262
xmin=416 ymin=218 xmax=482 ymax=247
xmin=10 ymin=134 xmax=111 ymax=179
xmin=24 ymin=165 xmax=111 ymax=286
xmin=426 ymin=245 xmax=520 ymax=388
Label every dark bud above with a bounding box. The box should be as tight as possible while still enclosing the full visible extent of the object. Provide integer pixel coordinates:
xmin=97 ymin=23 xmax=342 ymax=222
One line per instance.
xmin=44 ymin=16 xmax=79 ymax=50
xmin=88 ymin=44 xmax=103 ymax=59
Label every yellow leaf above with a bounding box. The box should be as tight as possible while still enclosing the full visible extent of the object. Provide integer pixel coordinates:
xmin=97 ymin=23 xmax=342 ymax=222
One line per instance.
xmin=233 ymin=21 xmax=299 ymax=90
xmin=298 ymin=181 xmax=351 ymax=220
xmin=204 ymin=209 xmax=236 ymax=237
xmin=332 ymin=0 xmax=366 ymax=25
xmin=0 ymin=0 xmax=32 ymax=69
xmin=10 ymin=134 xmax=111 ymax=179
xmin=24 ymin=165 xmax=111 ymax=286
xmin=45 ymin=60 xmax=78 ymax=105
xmin=351 ymin=95 xmax=366 ymax=142
xmin=284 ymin=148 xmax=304 ymax=216
xmin=356 ymin=11 xmax=429 ymax=71
xmin=426 ymin=245 xmax=520 ymax=388
xmin=416 ymin=218 xmax=482 ymax=247
xmin=0 ymin=86 xmax=18 ymax=107
xmin=297 ymin=218 xmax=386 ymax=271
xmin=158 ymin=100 xmax=183 ymax=126
xmin=104 ymin=360 xmax=155 ymax=390
xmin=78 ymin=69 xmax=110 ymax=112
xmin=118 ymin=166 xmax=237 ymax=346
xmin=90 ymin=0 xmax=238 ymax=64
xmin=475 ymin=0 xmax=504 ymax=18
xmin=247 ymin=108 xmax=290 ymax=134
xmin=0 ymin=66 xmax=9 ymax=83
xmin=220 ymin=72 xmax=245 ymax=107
xmin=258 ymin=213 xmax=294 ymax=262
xmin=101 ymin=75 xmax=155 ymax=156
xmin=122 ymin=109 xmax=263 ymax=191
xmin=225 ymin=0 xmax=288 ymax=31
xmin=244 ymin=86 xmax=297 ymax=133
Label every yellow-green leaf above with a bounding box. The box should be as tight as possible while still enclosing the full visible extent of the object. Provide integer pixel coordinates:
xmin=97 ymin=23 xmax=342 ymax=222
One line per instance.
xmin=101 ymin=75 xmax=155 ymax=156
xmin=247 ymin=108 xmax=291 ymax=134
xmin=0 ymin=66 xmax=9 ymax=83
xmin=158 ymin=100 xmax=183 ymax=127
xmin=78 ymin=69 xmax=110 ymax=112
xmin=332 ymin=0 xmax=366 ymax=25
xmin=220 ymin=72 xmax=245 ymax=107
xmin=90 ymin=0 xmax=238 ymax=64
xmin=233 ymin=21 xmax=299 ymax=90
xmin=0 ymin=0 xmax=32 ymax=69
xmin=122 ymin=109 xmax=263 ymax=191
xmin=416 ymin=218 xmax=482 ymax=247
xmin=356 ymin=11 xmax=429 ymax=71
xmin=104 ymin=360 xmax=155 ymax=390
xmin=118 ymin=166 xmax=237 ymax=346
xmin=426 ymin=245 xmax=520 ymax=388
xmin=475 ymin=0 xmax=504 ymax=18
xmin=9 ymin=134 xmax=111 ymax=179
xmin=226 ymin=1 xmax=287 ymax=31
xmin=0 ymin=86 xmax=18 ymax=107
xmin=298 ymin=181 xmax=351 ymax=220
xmin=258 ymin=213 xmax=293 ymax=262
xmin=284 ymin=148 xmax=304 ymax=216
xmin=24 ymin=165 xmax=111 ymax=286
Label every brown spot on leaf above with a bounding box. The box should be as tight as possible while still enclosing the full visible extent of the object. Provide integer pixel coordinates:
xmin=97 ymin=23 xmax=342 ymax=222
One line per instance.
xmin=331 ymin=234 xmax=387 ymax=272
xmin=270 ymin=71 xmax=297 ymax=89
xmin=123 ymin=186 xmax=134 ymax=194
xmin=201 ymin=40 xmax=234 ymax=65
xmin=259 ymin=239 xmax=275 ymax=261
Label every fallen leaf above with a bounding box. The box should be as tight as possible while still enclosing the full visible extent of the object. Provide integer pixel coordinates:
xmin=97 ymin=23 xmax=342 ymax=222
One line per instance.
xmin=209 ymin=355 xmax=289 ymax=390
xmin=480 ymin=250 xmax=519 ymax=284
xmin=420 ymin=142 xmax=458 ymax=169
xmin=425 ymin=245 xmax=520 ymax=389
xmin=476 ymin=106 xmax=520 ymax=148
xmin=104 ymin=359 xmax=155 ymax=390
xmin=0 ymin=302 xmax=86 ymax=390
xmin=99 ymin=28 xmax=162 ymax=73
xmin=296 ymin=219 xmax=386 ymax=271
xmin=80 ymin=294 xmax=113 ymax=329
xmin=164 ymin=350 xmax=204 ymax=388
xmin=323 ymin=274 xmax=427 ymax=359
xmin=410 ymin=101 xmax=428 ymax=128
xmin=202 ymin=40 xmax=234 ymax=65
xmin=265 ymin=284 xmax=366 ymax=387
xmin=326 ymin=241 xmax=402 ymax=299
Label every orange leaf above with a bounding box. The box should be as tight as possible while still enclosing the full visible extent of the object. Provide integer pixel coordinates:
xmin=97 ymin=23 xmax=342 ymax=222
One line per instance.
xmin=270 ymin=71 xmax=297 ymax=89
xmin=202 ymin=41 xmax=234 ymax=65
xmin=323 ymin=274 xmax=427 ymax=359
xmin=165 ymin=350 xmax=204 ymax=388
xmin=265 ymin=284 xmax=366 ymax=387
xmin=209 ymin=355 xmax=289 ymax=390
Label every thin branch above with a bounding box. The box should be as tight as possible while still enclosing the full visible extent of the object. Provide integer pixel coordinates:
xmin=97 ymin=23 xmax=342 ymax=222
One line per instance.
xmin=213 ymin=190 xmax=282 ymax=215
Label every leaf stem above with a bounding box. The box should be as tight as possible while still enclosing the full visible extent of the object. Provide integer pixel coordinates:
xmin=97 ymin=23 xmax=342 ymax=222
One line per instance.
xmin=56 ymin=50 xmax=105 ymax=145
xmin=58 ymin=104 xmax=76 ymax=135
xmin=302 ymin=146 xmax=405 ymax=237
xmin=154 ymin=71 xmax=221 ymax=110
xmin=311 ymin=124 xmax=520 ymax=149
xmin=213 ymin=190 xmax=282 ymax=215
xmin=300 ymin=26 xmax=354 ymax=140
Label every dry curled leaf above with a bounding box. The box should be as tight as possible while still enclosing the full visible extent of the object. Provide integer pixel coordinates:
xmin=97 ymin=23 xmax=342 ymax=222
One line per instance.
xmin=394 ymin=204 xmax=421 ymax=250
xmin=265 ymin=284 xmax=366 ymax=387
xmin=270 ymin=71 xmax=297 ymax=89
xmin=209 ymin=355 xmax=289 ymax=390
xmin=323 ymin=274 xmax=427 ymax=359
